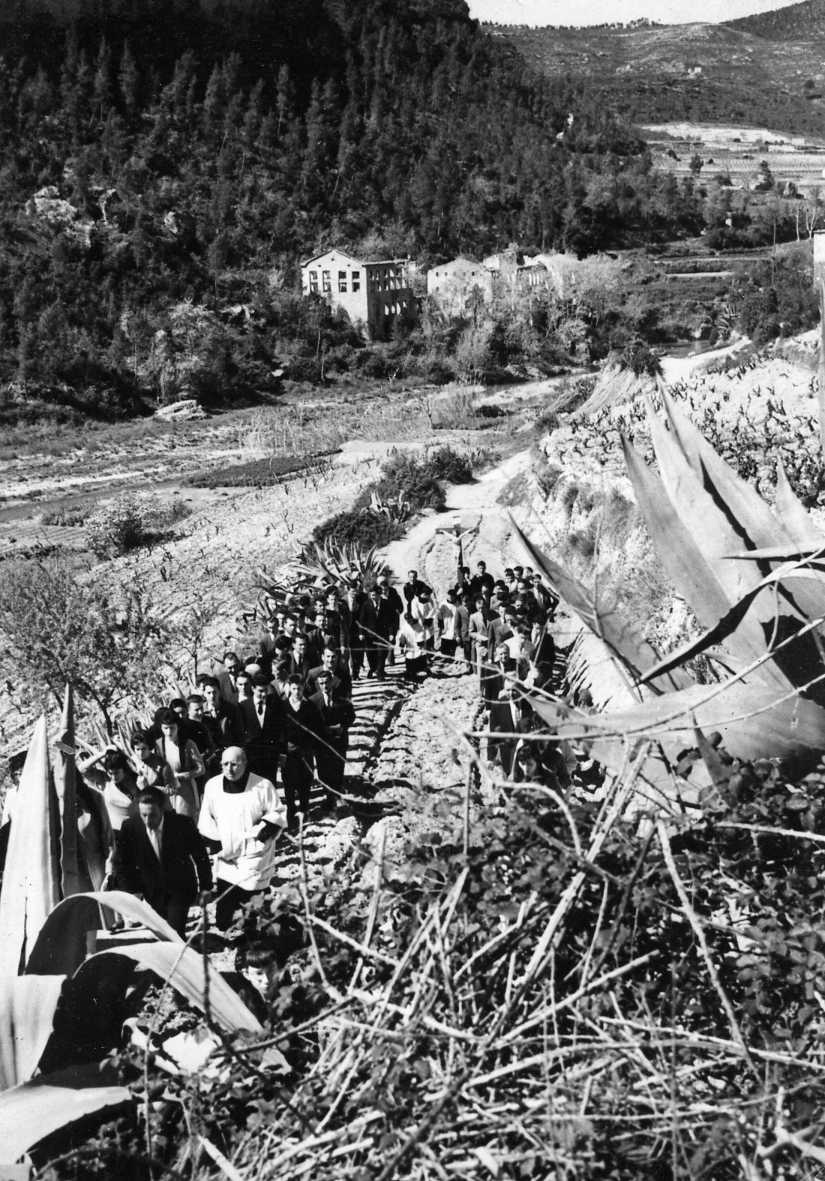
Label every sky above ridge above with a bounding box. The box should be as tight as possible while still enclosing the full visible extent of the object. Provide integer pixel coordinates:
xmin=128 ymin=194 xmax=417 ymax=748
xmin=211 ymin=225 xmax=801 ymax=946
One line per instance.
xmin=468 ymin=0 xmax=794 ymax=26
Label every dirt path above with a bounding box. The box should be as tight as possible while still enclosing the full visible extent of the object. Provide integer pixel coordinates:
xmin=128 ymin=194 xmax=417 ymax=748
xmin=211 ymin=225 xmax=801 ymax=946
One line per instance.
xmin=223 ymin=446 xmax=547 ymax=917
xmin=382 ymin=448 xmax=533 ymax=592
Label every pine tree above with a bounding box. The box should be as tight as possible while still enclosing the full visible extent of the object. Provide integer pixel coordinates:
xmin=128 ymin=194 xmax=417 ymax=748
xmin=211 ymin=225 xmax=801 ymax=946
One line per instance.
xmin=201 ymin=64 xmax=224 ymax=140
xmin=92 ymin=38 xmax=113 ymax=126
xmin=101 ymin=108 xmax=128 ymax=171
xmin=16 ymin=322 xmax=36 ymax=388
xmin=275 ymin=64 xmax=295 ymax=140
xmin=118 ymin=42 xmax=140 ymax=120
xmin=242 ymin=79 xmax=265 ymax=147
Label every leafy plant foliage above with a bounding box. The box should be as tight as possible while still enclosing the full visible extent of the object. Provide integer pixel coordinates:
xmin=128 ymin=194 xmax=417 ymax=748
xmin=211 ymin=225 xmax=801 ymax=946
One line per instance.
xmin=42 ymin=761 xmax=825 ymax=1179
xmin=0 ymin=555 xmax=171 ymax=731
xmin=312 ymin=445 xmax=472 ymax=548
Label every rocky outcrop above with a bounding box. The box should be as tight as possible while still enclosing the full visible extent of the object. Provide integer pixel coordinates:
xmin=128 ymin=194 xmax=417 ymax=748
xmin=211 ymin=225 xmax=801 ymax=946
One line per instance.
xmin=154 ymin=398 xmax=206 ymax=421
xmin=25 ymin=186 xmax=93 ymax=247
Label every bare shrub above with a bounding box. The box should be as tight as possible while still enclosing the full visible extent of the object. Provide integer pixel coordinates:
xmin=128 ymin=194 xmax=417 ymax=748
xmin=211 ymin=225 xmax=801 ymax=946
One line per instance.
xmin=0 ymin=555 xmax=171 ymax=732
xmin=426 ymin=387 xmax=480 ymax=430
xmin=86 ymin=495 xmax=148 ymax=557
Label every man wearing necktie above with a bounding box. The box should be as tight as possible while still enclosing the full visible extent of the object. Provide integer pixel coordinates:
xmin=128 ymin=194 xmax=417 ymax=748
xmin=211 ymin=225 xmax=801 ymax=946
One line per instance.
xmin=488 ymin=665 xmax=533 ymax=780
xmin=282 ymin=676 xmax=321 ymax=829
xmin=239 ymin=674 xmax=284 ymax=784
xmin=113 ymin=788 xmax=213 ymax=937
xmin=308 ymin=670 xmax=355 ymax=811
xmin=217 ymin=652 xmax=241 ymax=706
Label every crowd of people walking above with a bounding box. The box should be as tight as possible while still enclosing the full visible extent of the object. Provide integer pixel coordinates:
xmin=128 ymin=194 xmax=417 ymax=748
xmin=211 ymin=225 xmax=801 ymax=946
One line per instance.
xmin=74 ymin=555 xmax=567 ymax=941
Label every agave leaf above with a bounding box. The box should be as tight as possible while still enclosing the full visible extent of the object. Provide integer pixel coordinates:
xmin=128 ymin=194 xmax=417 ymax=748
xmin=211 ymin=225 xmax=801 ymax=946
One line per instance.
xmin=641 ymin=559 xmax=825 ymax=686
xmin=532 ymin=680 xmax=825 ymax=775
xmin=75 ymin=789 xmax=110 ymax=894
xmin=508 ymin=514 xmax=690 ymax=693
xmin=660 ymin=388 xmax=825 ymax=643
xmin=0 ymin=975 xmax=66 ymax=1090
xmin=55 ymin=684 xmax=85 ymax=899
xmin=647 ymin=409 xmax=791 ymax=684
xmin=0 ymin=718 xmax=61 ymax=977
xmin=0 ymin=1064 xmax=130 ymax=1165
xmin=565 ymin=630 xmax=643 ymax=709
xmin=647 ymin=402 xmax=825 ymax=694
xmin=78 ymin=944 xmax=263 ymax=1033
xmin=25 ymin=891 xmax=180 ymax=976
xmin=775 ymin=462 xmax=825 ymax=547
xmin=661 ymin=384 xmax=791 ymax=550
xmin=621 ymin=436 xmax=731 ymax=628
xmin=723 ymin=545 xmax=825 ymax=562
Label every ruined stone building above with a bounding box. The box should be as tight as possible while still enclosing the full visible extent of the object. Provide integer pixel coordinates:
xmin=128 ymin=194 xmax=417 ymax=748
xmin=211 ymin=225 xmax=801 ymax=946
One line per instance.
xmin=300 ymin=249 xmax=416 ymax=340
xmin=425 ymin=256 xmax=494 ymax=316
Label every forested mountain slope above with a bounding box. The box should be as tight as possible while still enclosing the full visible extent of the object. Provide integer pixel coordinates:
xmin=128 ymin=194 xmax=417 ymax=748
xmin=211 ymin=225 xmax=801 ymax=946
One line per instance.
xmin=728 ymin=0 xmax=825 ymax=38
xmin=492 ymin=4 xmax=825 ymax=135
xmin=0 ymin=0 xmax=703 ymax=418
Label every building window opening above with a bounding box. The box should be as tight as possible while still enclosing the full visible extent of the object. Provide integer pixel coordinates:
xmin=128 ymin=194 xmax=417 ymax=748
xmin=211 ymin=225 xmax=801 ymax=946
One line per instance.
xmin=322 ymin=270 xmax=331 ymax=293
xmin=352 ymin=271 xmax=361 ymax=291
xmin=309 ymin=270 xmax=319 ymax=293
xmin=338 ymin=271 xmax=347 ymax=293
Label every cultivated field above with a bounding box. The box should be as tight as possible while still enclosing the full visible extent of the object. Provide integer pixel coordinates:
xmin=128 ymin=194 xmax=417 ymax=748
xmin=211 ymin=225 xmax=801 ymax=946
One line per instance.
xmin=640 ymin=120 xmax=825 ymax=191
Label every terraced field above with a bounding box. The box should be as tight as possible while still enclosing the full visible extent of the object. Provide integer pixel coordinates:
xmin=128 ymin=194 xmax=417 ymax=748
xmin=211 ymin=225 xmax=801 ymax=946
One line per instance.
xmin=640 ymin=121 xmax=825 ymax=192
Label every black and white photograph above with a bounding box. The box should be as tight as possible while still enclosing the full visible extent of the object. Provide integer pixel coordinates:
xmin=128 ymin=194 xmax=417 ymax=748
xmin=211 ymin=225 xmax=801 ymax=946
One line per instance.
xmin=2 ymin=0 xmax=825 ymax=1176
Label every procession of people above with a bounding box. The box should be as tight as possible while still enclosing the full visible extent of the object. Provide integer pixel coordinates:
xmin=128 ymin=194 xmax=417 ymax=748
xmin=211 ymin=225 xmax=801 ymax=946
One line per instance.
xmin=75 ymin=555 xmax=566 ymax=941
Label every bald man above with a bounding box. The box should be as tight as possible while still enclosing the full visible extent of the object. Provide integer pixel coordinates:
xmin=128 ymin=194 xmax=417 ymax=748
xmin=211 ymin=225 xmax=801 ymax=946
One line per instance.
xmin=198 ymin=746 xmax=286 ymax=930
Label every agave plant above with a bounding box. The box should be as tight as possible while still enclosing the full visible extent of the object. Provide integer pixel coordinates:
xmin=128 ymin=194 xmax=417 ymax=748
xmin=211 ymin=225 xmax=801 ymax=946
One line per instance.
xmin=368 ymin=488 xmax=410 ymax=522
xmin=515 ymin=382 xmax=825 ymax=795
xmin=292 ymin=537 xmax=386 ymax=588
xmin=0 ymin=703 xmax=271 ymax=1167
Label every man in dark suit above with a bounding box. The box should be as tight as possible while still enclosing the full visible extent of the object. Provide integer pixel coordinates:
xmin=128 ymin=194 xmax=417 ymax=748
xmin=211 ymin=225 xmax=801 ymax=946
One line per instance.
xmin=217 ymin=652 xmax=242 ymax=706
xmin=304 ymin=605 xmax=330 ymax=667
xmin=488 ymin=672 xmax=534 ymax=778
xmin=113 ymin=788 xmax=213 ymax=937
xmin=308 ymin=669 xmax=355 ymax=809
xmin=358 ymin=586 xmax=397 ymax=677
xmin=282 ymin=676 xmax=321 ymax=829
xmin=323 ymin=589 xmax=345 ymax=649
xmin=341 ymin=583 xmax=366 ymax=679
xmin=531 ymin=619 xmax=556 ymax=690
xmin=288 ymin=634 xmax=314 ymax=688
xmin=239 ymin=675 xmax=284 ymax=783
xmin=198 ymin=676 xmax=242 ymax=767
xmin=306 ymin=645 xmax=353 ymax=700
xmin=256 ymin=616 xmax=281 ymax=679
xmin=483 ymin=643 xmax=512 ymax=710
xmin=487 ymin=604 xmax=517 ymax=657
xmin=376 ymin=570 xmax=404 ymax=660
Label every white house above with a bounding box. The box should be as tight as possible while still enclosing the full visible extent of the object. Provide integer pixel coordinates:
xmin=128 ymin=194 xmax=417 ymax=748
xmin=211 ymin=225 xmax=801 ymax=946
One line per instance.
xmin=300 ymin=249 xmax=416 ymax=340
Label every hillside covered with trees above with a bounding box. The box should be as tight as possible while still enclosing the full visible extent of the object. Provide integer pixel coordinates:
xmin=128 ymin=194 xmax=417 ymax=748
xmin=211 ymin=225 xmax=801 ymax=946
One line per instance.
xmin=493 ymin=3 xmax=825 ymax=136
xmin=0 ymin=0 xmax=708 ymax=421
